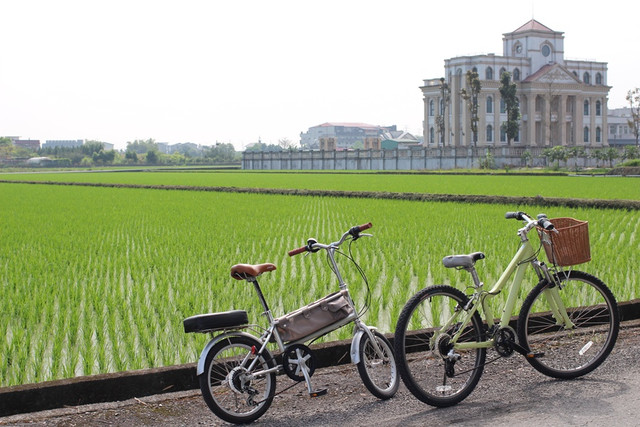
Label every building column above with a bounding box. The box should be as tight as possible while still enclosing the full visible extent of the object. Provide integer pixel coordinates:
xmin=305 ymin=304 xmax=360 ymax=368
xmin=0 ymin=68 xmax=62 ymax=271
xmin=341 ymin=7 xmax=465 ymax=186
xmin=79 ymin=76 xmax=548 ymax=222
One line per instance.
xmin=603 ymin=97 xmax=609 ymax=146
xmin=527 ymin=94 xmax=536 ymax=146
xmin=544 ymin=95 xmax=551 ymax=146
xmin=558 ymin=95 xmax=566 ymax=145
xmin=590 ymin=96 xmax=597 ymax=146
xmin=575 ymin=95 xmax=584 ymax=145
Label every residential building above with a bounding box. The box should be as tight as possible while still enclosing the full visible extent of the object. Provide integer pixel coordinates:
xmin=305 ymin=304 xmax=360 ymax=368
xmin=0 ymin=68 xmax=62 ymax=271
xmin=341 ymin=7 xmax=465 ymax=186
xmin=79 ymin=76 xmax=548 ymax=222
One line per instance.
xmin=43 ymin=139 xmax=84 ymax=149
xmin=300 ymin=122 xmax=396 ymax=150
xmin=422 ymin=19 xmax=610 ymax=149
xmin=608 ymin=108 xmax=638 ymax=146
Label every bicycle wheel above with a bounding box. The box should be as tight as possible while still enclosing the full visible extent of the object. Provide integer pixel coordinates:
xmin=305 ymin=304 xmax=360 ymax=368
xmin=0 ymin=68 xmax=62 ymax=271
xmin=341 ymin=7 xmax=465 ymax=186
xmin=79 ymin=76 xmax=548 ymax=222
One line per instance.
xmin=199 ymin=335 xmax=276 ymax=424
xmin=394 ymin=285 xmax=486 ymax=407
xmin=518 ymin=270 xmax=619 ymax=379
xmin=356 ymin=330 xmax=399 ymax=399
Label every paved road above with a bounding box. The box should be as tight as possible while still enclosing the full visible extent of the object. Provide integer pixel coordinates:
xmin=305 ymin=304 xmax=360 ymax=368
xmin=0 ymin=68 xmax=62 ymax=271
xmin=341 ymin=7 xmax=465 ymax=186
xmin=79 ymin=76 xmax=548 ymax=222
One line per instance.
xmin=2 ymin=324 xmax=639 ymax=426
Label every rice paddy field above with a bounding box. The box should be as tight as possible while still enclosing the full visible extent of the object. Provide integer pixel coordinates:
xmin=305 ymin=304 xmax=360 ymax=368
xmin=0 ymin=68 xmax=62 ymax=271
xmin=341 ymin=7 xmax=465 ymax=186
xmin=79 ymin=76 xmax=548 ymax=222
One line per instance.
xmin=2 ymin=170 xmax=640 ymax=200
xmin=1 ymin=170 xmax=638 ymax=387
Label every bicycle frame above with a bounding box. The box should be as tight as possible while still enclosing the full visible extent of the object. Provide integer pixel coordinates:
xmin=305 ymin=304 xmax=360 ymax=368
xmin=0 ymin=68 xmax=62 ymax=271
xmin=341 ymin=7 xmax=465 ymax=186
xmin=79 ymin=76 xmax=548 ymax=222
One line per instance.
xmin=444 ymin=222 xmax=574 ymax=352
xmin=196 ymin=226 xmax=385 ymax=393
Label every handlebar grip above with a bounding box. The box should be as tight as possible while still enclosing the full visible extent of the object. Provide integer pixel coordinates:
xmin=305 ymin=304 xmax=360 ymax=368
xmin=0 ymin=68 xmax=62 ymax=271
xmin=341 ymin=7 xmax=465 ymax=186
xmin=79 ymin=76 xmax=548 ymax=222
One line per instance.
xmin=538 ymin=218 xmax=555 ymax=231
xmin=288 ymin=246 xmax=308 ymax=256
xmin=357 ymin=222 xmax=372 ymax=231
xmin=505 ymin=211 xmax=525 ymax=220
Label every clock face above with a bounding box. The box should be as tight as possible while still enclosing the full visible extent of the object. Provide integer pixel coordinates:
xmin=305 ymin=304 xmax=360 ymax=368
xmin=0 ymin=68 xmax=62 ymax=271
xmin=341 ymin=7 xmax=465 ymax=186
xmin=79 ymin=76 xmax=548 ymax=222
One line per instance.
xmin=542 ymin=45 xmax=551 ymax=57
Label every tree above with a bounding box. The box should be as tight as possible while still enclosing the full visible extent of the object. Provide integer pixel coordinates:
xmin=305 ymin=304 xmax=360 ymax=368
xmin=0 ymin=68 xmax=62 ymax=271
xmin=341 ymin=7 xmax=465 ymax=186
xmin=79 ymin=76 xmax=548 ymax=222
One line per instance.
xmin=125 ymin=150 xmax=139 ymax=163
xmin=460 ymin=70 xmax=481 ymax=164
xmin=278 ymin=138 xmax=297 ymax=151
xmin=521 ymin=150 xmax=533 ymax=168
xmin=626 ymin=88 xmax=640 ymax=147
xmin=622 ymin=145 xmax=639 ymax=161
xmin=127 ymin=138 xmax=157 ymax=154
xmin=542 ymin=146 xmax=568 ymax=170
xmin=0 ymin=136 xmax=13 ymax=159
xmin=499 ymin=72 xmax=520 ymax=145
xmin=567 ymin=146 xmax=586 ymax=172
xmin=145 ymin=149 xmax=159 ymax=164
xmin=436 ymin=77 xmax=451 ymax=147
xmin=603 ymin=147 xmax=619 ymax=168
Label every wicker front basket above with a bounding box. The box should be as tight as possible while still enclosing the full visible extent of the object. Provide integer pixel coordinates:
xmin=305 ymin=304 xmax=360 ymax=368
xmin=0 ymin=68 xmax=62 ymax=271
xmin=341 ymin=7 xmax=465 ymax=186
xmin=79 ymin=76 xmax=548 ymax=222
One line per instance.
xmin=537 ymin=217 xmax=591 ymax=267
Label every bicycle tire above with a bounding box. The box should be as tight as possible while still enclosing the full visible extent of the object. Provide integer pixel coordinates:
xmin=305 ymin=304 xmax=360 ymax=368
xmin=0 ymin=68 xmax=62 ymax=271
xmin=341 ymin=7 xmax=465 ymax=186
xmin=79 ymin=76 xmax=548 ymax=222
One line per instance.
xmin=517 ymin=270 xmax=619 ymax=379
xmin=394 ymin=285 xmax=486 ymax=407
xmin=356 ymin=330 xmax=399 ymax=400
xmin=199 ymin=335 xmax=276 ymax=424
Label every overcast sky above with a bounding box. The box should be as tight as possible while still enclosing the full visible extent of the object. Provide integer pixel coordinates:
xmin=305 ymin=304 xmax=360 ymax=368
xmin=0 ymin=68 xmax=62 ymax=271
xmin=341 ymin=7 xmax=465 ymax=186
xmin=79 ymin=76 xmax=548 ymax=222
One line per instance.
xmin=2 ymin=0 xmax=638 ymax=150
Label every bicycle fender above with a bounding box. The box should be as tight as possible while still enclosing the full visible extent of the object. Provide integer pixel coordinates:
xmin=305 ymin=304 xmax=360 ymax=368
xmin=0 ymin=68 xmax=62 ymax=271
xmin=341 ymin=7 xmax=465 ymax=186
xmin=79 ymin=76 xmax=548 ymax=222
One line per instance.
xmin=350 ymin=330 xmax=365 ymax=364
xmin=196 ymin=331 xmax=258 ymax=376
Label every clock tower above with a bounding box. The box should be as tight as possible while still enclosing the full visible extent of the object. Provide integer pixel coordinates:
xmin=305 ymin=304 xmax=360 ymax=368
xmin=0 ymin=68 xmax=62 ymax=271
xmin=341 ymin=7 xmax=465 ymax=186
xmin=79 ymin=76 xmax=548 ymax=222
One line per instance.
xmin=503 ymin=19 xmax=565 ymax=71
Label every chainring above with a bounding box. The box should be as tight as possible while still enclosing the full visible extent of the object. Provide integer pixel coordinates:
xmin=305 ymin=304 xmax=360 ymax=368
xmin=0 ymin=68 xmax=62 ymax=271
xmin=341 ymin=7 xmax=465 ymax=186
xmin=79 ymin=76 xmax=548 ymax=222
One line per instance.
xmin=282 ymin=344 xmax=316 ymax=382
xmin=494 ymin=326 xmax=517 ymax=357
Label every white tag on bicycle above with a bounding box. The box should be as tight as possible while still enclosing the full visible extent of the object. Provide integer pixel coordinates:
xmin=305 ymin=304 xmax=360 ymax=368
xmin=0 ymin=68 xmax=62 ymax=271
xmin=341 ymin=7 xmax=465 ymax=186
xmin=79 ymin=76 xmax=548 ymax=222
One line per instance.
xmin=579 ymin=341 xmax=593 ymax=356
xmin=436 ymin=385 xmax=452 ymax=392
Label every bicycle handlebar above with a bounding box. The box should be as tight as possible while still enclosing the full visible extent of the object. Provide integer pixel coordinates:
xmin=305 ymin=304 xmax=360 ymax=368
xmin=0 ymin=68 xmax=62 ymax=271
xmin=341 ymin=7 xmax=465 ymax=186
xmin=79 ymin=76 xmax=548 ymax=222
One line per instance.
xmin=288 ymin=223 xmax=372 ymax=256
xmin=505 ymin=211 xmax=555 ymax=231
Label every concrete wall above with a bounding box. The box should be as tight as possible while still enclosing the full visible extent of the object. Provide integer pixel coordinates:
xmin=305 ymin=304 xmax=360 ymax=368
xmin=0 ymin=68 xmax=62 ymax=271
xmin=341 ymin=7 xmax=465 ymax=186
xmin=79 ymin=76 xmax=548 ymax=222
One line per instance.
xmin=242 ymin=147 xmax=609 ymax=171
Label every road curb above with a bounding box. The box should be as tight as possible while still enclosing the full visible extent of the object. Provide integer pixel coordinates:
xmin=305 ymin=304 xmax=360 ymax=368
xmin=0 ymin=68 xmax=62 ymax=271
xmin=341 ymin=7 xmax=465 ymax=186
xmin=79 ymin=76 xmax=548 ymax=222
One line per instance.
xmin=0 ymin=336 xmax=356 ymax=417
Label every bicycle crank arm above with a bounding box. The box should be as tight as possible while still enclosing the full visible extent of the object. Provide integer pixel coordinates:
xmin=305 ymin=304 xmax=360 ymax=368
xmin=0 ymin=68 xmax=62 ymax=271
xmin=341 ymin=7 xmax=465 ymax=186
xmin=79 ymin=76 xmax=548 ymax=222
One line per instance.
xmin=511 ymin=341 xmax=544 ymax=359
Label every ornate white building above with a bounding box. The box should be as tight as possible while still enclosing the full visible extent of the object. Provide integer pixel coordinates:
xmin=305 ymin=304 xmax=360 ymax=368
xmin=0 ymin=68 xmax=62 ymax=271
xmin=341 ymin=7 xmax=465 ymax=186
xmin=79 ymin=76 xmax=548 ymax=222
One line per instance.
xmin=422 ymin=19 xmax=610 ymax=149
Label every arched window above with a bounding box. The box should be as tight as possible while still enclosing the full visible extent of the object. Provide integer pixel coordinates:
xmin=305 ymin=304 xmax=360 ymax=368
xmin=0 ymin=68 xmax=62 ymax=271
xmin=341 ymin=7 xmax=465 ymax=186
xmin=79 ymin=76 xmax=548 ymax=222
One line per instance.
xmin=584 ymin=126 xmax=590 ymax=143
xmin=472 ymin=66 xmax=478 ymax=73
xmin=486 ymin=125 xmax=493 ymax=142
xmin=500 ymin=98 xmax=506 ymax=114
xmin=596 ymin=73 xmax=603 ymax=85
xmin=584 ymin=100 xmax=590 ymax=116
xmin=499 ymin=67 xmax=506 ymax=78
xmin=430 ymin=127 xmax=435 ymax=144
xmin=596 ymin=100 xmax=602 ymax=116
xmin=513 ymin=68 xmax=520 ymax=81
xmin=596 ymin=126 xmax=602 ymax=143
xmin=583 ymin=72 xmax=591 ymax=84
xmin=500 ymin=127 xmax=507 ymax=142
xmin=485 ymin=67 xmax=493 ymax=80
xmin=486 ymin=96 xmax=493 ymax=113
xmin=429 ymin=99 xmax=434 ymax=116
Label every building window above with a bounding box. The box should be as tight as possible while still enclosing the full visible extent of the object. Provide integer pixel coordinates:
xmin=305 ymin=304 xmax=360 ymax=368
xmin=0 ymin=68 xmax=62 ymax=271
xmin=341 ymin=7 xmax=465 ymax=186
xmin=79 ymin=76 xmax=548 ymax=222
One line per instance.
xmin=610 ymin=125 xmax=616 ymax=135
xmin=430 ymin=127 xmax=435 ymax=144
xmin=429 ymin=99 xmax=434 ymax=116
xmin=513 ymin=68 xmax=520 ymax=81
xmin=541 ymin=44 xmax=551 ymax=57
xmin=583 ymin=72 xmax=590 ymax=84
xmin=500 ymin=98 xmax=506 ymax=114
xmin=584 ymin=100 xmax=590 ymax=116
xmin=499 ymin=67 xmax=506 ymax=78
xmin=500 ymin=127 xmax=506 ymax=142
xmin=486 ymin=96 xmax=493 ymax=113
xmin=472 ymin=66 xmax=478 ymax=73
xmin=596 ymin=100 xmax=602 ymax=116
xmin=486 ymin=125 xmax=493 ymax=142
xmin=596 ymin=126 xmax=602 ymax=143
xmin=584 ymin=126 xmax=590 ymax=143
xmin=596 ymin=73 xmax=603 ymax=85
xmin=486 ymin=67 xmax=493 ymax=80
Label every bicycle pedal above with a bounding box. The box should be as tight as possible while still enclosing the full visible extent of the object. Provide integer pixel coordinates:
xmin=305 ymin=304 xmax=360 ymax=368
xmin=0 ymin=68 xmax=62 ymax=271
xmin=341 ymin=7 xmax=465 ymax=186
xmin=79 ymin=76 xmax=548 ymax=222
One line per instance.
xmin=526 ymin=352 xmax=545 ymax=359
xmin=309 ymin=388 xmax=328 ymax=397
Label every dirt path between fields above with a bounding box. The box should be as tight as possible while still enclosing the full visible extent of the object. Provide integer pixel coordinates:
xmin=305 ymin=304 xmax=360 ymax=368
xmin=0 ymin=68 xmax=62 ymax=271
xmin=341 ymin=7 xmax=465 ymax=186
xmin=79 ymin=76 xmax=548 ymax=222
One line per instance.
xmin=3 ymin=323 xmax=639 ymax=427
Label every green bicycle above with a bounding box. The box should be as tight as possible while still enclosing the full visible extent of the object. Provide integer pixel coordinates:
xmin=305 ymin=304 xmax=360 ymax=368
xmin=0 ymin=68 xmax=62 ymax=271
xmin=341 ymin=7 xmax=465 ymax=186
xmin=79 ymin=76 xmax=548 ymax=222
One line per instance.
xmin=393 ymin=211 xmax=619 ymax=407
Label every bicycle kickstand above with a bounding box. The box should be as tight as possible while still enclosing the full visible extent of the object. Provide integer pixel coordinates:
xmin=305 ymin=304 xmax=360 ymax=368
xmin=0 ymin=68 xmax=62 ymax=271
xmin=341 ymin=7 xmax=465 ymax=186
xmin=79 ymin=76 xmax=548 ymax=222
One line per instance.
xmin=291 ymin=348 xmax=327 ymax=397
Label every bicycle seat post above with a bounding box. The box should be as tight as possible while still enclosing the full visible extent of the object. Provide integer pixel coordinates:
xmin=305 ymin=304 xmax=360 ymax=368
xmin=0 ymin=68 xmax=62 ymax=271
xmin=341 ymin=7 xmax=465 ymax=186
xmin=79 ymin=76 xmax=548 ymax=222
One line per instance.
xmin=466 ymin=266 xmax=483 ymax=289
